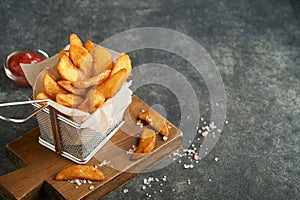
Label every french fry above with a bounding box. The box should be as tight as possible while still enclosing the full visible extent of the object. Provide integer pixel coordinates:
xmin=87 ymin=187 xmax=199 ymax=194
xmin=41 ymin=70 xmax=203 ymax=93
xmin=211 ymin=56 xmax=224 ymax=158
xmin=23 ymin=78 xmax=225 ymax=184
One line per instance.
xmin=91 ymin=46 xmax=113 ymax=75
xmin=84 ymin=40 xmax=95 ymax=53
xmin=57 ymin=53 xmax=86 ymax=82
xmin=78 ymin=99 xmax=90 ymax=113
xmin=56 ymin=93 xmax=83 ymax=108
xmin=96 ymin=68 xmax=127 ymax=99
xmin=57 ymin=80 xmax=86 ymax=96
xmin=131 ymin=128 xmax=156 ymax=160
xmin=139 ymin=110 xmax=169 ymax=136
xmin=69 ymin=45 xmax=93 ymax=77
xmin=59 ymin=50 xmax=69 ymax=59
xmin=86 ymin=89 xmax=105 ymax=113
xmin=35 ymin=92 xmax=50 ymax=105
xmin=70 ymin=33 xmax=83 ymax=47
xmin=55 ymin=165 xmax=105 ymax=181
xmin=43 ymin=72 xmax=68 ymax=99
xmin=111 ymin=53 xmax=132 ymax=78
xmin=73 ymin=69 xmax=111 ymax=89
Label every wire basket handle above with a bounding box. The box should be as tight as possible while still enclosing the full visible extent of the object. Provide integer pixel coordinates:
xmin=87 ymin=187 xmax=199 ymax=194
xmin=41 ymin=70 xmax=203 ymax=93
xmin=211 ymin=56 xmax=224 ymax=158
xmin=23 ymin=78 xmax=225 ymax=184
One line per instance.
xmin=0 ymin=99 xmax=49 ymax=123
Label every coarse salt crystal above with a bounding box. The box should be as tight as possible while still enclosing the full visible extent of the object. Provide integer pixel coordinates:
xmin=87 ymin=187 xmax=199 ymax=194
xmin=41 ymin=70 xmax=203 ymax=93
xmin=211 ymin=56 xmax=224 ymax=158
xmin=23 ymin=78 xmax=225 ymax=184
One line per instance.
xmin=89 ymin=185 xmax=94 ymax=190
xmin=163 ymin=136 xmax=168 ymax=141
xmin=142 ymin=185 xmax=146 ymax=190
xmin=123 ymin=189 xmax=129 ymax=193
xmin=215 ymin=157 xmax=219 ymax=162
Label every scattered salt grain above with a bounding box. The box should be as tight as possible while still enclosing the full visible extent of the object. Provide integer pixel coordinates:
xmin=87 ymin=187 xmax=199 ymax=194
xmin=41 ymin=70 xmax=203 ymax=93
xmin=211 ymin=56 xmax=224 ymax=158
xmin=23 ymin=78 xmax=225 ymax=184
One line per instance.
xmin=187 ymin=179 xmax=191 ymax=185
xmin=215 ymin=157 xmax=219 ymax=162
xmin=163 ymin=136 xmax=168 ymax=141
xmin=123 ymin=189 xmax=129 ymax=193
xmin=89 ymin=185 xmax=94 ymax=190
xmin=142 ymin=185 xmax=147 ymax=190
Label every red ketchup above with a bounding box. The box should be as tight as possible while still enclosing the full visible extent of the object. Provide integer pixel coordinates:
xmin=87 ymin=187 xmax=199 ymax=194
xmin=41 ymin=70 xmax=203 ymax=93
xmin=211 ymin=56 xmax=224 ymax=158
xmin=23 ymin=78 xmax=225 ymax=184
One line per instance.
xmin=6 ymin=51 xmax=47 ymax=86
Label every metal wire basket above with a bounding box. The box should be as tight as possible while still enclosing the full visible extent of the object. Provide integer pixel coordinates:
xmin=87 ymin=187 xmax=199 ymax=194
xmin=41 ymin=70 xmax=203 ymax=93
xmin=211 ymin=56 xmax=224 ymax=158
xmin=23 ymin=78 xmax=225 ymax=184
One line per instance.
xmin=0 ymin=99 xmax=124 ymax=164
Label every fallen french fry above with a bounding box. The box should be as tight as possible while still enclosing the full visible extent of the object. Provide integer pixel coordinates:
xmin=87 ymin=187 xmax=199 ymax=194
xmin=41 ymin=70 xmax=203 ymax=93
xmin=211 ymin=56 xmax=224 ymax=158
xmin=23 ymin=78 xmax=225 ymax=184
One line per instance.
xmin=96 ymin=68 xmax=127 ymax=99
xmin=131 ymin=128 xmax=156 ymax=160
xmin=55 ymin=165 xmax=105 ymax=181
xmin=139 ymin=110 xmax=169 ymax=136
xmin=43 ymin=72 xmax=68 ymax=99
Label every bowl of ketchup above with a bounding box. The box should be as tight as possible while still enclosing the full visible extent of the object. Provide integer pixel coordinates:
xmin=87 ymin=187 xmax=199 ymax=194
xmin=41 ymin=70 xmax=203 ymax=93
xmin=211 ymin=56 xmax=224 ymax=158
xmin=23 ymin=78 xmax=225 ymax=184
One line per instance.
xmin=4 ymin=48 xmax=48 ymax=86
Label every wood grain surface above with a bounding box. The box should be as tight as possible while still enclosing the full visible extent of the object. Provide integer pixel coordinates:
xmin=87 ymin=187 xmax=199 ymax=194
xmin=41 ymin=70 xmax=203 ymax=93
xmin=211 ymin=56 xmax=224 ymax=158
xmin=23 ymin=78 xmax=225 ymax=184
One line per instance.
xmin=0 ymin=95 xmax=182 ymax=200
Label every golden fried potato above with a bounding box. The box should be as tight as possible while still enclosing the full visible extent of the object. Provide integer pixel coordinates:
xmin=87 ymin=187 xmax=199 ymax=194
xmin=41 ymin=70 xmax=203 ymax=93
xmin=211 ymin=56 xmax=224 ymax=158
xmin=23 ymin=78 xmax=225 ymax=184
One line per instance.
xmin=69 ymin=45 xmax=93 ymax=77
xmin=84 ymin=40 xmax=95 ymax=53
xmin=57 ymin=53 xmax=86 ymax=82
xmin=111 ymin=53 xmax=132 ymax=78
xmin=74 ymin=69 xmax=111 ymax=89
xmin=35 ymin=92 xmax=50 ymax=100
xmin=70 ymin=33 xmax=83 ymax=47
xmin=59 ymin=50 xmax=69 ymax=59
xmin=96 ymin=68 xmax=127 ymax=99
xmin=35 ymin=92 xmax=50 ymax=105
xmin=55 ymin=164 xmax=105 ymax=181
xmin=43 ymin=72 xmax=68 ymax=99
xmin=91 ymin=46 xmax=113 ymax=75
xmin=86 ymin=89 xmax=105 ymax=113
xmin=56 ymin=93 xmax=83 ymax=108
xmin=131 ymin=128 xmax=156 ymax=160
xmin=139 ymin=110 xmax=169 ymax=136
xmin=57 ymin=80 xmax=86 ymax=96
xmin=78 ymin=99 xmax=90 ymax=113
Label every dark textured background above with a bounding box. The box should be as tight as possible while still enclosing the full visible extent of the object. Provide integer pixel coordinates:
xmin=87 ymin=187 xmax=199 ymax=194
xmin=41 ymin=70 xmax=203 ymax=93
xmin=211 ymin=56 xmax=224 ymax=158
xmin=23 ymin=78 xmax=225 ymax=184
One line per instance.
xmin=0 ymin=0 xmax=299 ymax=199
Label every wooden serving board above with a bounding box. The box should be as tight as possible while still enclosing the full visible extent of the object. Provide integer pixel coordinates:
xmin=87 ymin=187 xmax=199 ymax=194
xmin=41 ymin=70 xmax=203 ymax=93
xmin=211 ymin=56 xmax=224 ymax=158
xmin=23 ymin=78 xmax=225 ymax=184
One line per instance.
xmin=0 ymin=95 xmax=182 ymax=200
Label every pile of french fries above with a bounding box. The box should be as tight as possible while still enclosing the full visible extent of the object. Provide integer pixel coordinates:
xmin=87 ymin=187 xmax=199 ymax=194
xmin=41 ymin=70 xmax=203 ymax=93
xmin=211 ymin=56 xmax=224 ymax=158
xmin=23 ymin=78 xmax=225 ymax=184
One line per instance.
xmin=35 ymin=34 xmax=132 ymax=113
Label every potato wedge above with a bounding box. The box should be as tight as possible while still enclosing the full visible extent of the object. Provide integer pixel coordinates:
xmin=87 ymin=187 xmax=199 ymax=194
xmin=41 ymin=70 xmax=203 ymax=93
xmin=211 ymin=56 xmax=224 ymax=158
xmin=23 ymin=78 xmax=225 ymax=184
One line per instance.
xmin=56 ymin=93 xmax=83 ymax=108
xmin=69 ymin=45 xmax=93 ymax=77
xmin=111 ymin=53 xmax=132 ymax=78
xmin=43 ymin=72 xmax=68 ymax=99
xmin=55 ymin=165 xmax=105 ymax=181
xmin=35 ymin=92 xmax=50 ymax=105
xmin=57 ymin=80 xmax=86 ymax=96
xmin=35 ymin=92 xmax=50 ymax=100
xmin=139 ymin=110 xmax=169 ymax=136
xmin=131 ymin=128 xmax=156 ymax=160
xmin=86 ymin=89 xmax=105 ymax=113
xmin=84 ymin=40 xmax=95 ymax=53
xmin=96 ymin=68 xmax=127 ymax=99
xmin=74 ymin=69 xmax=111 ymax=89
xmin=78 ymin=99 xmax=90 ymax=113
xmin=70 ymin=33 xmax=83 ymax=47
xmin=57 ymin=53 xmax=86 ymax=82
xmin=59 ymin=50 xmax=69 ymax=59
xmin=91 ymin=46 xmax=113 ymax=75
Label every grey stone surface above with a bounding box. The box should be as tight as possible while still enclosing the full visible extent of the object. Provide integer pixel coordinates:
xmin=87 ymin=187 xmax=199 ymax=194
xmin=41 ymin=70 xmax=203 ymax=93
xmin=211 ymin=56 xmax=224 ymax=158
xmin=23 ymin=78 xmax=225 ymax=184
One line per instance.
xmin=0 ymin=0 xmax=299 ymax=199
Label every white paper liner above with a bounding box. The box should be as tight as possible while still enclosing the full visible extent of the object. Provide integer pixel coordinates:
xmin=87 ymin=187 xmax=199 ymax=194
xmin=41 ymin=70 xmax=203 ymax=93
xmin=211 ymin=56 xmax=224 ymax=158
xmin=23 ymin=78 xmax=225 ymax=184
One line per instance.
xmin=21 ymin=45 xmax=132 ymax=134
